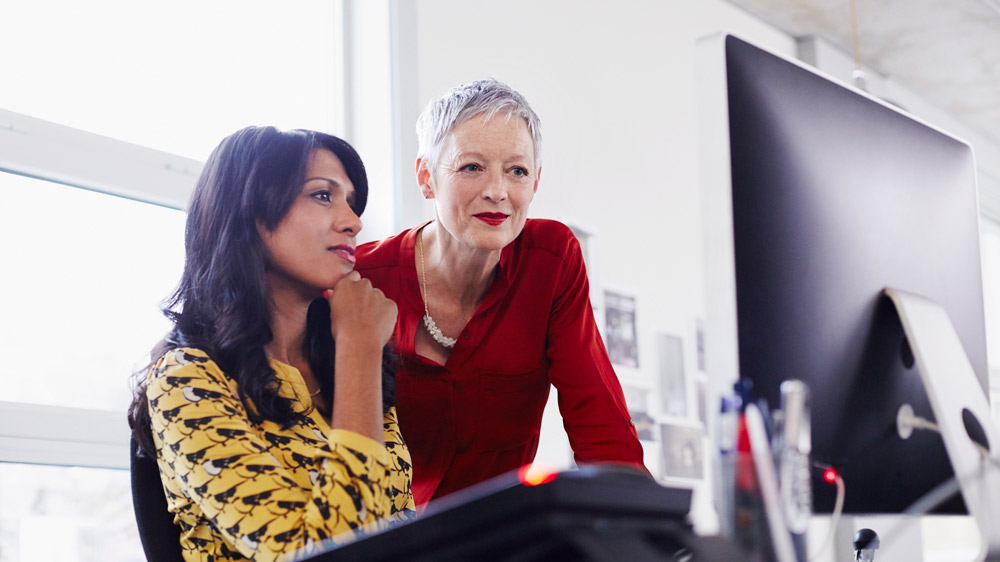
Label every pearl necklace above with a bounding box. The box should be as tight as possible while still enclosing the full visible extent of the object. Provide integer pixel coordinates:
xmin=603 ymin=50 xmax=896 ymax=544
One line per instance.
xmin=417 ymin=231 xmax=457 ymax=348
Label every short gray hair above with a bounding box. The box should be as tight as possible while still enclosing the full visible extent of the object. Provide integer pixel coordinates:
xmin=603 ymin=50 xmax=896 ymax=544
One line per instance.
xmin=415 ymin=77 xmax=542 ymax=173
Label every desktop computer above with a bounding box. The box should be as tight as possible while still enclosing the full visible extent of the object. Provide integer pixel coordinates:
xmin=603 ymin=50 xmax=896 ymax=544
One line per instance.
xmin=699 ymin=33 xmax=1000 ymax=558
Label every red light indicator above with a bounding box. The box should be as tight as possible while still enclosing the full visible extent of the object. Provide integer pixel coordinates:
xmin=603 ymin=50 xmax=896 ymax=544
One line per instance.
xmin=823 ymin=467 xmax=839 ymax=483
xmin=517 ymin=463 xmax=558 ymax=486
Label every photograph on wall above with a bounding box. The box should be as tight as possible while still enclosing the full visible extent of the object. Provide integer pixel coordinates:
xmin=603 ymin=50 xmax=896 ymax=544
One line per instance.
xmin=621 ymin=384 xmax=655 ymax=441
xmin=660 ymin=423 xmax=704 ymax=480
xmin=604 ymin=290 xmax=638 ymax=368
xmin=656 ymin=332 xmax=687 ymax=418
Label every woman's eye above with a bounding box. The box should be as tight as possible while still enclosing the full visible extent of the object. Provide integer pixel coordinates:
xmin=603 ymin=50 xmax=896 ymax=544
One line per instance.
xmin=311 ymin=190 xmax=332 ymax=202
xmin=460 ymin=163 xmax=483 ymax=172
xmin=510 ymin=166 xmax=529 ymax=177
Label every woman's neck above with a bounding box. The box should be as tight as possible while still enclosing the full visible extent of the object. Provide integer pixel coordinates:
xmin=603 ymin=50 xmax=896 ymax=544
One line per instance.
xmin=263 ymin=277 xmax=312 ymax=368
xmin=421 ymin=221 xmax=500 ymax=309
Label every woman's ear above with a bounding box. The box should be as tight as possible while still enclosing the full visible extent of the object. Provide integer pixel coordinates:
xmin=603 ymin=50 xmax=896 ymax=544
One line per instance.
xmin=415 ymin=157 xmax=435 ymax=199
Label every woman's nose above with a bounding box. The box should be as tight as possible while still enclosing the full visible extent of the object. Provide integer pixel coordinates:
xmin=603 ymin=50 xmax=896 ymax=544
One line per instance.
xmin=337 ymin=208 xmax=363 ymax=235
xmin=482 ymin=169 xmax=508 ymax=201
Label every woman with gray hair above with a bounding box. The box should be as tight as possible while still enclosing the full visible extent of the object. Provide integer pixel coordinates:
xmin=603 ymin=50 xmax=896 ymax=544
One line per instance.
xmin=356 ymin=78 xmax=645 ymax=506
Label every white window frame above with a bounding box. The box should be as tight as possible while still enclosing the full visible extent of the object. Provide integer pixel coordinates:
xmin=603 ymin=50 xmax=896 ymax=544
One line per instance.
xmin=0 ymin=109 xmax=200 ymax=210
xmin=0 ymin=402 xmax=133 ymax=469
xmin=0 ymin=110 xmax=200 ymax=469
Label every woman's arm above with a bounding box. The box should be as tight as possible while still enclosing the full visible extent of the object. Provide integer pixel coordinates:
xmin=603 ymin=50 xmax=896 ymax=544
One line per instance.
xmin=148 ymin=349 xmax=397 ymax=562
xmin=544 ymin=229 xmax=646 ymax=469
xmin=324 ymin=270 xmax=398 ymax=442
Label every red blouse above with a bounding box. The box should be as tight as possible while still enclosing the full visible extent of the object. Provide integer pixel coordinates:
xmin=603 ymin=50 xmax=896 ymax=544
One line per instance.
xmin=356 ymin=219 xmax=645 ymax=505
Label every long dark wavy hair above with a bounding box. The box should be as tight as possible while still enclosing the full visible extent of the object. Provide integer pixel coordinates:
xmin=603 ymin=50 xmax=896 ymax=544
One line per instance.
xmin=128 ymin=126 xmax=395 ymax=456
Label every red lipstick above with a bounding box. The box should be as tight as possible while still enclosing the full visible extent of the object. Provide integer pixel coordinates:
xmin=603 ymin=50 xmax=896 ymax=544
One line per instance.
xmin=474 ymin=212 xmax=509 ymax=226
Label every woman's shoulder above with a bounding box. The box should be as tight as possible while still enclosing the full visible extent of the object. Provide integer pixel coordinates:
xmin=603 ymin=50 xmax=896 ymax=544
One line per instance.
xmin=150 ymin=347 xmax=225 ymax=384
xmin=521 ymin=218 xmax=573 ymax=237
xmin=155 ymin=346 xmax=212 ymax=367
xmin=356 ymin=227 xmax=417 ymax=271
xmin=518 ymin=219 xmax=579 ymax=256
xmin=145 ymin=347 xmax=240 ymax=414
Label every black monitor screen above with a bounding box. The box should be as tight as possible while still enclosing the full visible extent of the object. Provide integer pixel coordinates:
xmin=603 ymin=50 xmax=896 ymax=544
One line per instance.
xmin=709 ymin=35 xmax=988 ymax=513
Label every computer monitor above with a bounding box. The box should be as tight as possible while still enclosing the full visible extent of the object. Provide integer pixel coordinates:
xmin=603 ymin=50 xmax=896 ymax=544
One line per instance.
xmin=698 ymin=34 xmax=989 ymax=515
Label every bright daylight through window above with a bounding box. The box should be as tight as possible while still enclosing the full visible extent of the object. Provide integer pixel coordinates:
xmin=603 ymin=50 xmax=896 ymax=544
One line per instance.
xmin=0 ymin=1 xmax=345 ymax=561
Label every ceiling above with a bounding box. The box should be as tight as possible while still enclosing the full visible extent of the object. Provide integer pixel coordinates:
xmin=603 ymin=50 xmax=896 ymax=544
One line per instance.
xmin=723 ymin=0 xmax=1000 ymax=146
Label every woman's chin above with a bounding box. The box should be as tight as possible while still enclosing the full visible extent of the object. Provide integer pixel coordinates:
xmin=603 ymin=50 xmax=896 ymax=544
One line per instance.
xmin=467 ymin=235 xmax=515 ymax=252
xmin=464 ymin=224 xmax=524 ymax=251
xmin=304 ymin=275 xmax=347 ymax=300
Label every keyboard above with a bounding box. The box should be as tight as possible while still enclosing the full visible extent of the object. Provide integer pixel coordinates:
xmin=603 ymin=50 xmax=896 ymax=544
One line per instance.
xmin=297 ymin=463 xmax=742 ymax=561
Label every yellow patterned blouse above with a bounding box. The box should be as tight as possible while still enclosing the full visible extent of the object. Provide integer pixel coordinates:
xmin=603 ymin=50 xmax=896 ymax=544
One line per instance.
xmin=147 ymin=348 xmax=415 ymax=562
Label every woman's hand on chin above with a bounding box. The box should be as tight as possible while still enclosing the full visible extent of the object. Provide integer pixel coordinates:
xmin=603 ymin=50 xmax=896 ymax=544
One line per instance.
xmin=324 ymin=270 xmax=398 ymax=347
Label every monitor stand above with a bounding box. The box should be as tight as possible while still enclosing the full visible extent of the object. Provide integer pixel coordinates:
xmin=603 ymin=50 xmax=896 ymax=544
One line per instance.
xmin=885 ymin=288 xmax=1000 ymax=560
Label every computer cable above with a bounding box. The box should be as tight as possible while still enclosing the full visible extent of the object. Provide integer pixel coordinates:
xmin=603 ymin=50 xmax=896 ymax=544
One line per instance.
xmin=807 ymin=463 xmax=845 ymax=562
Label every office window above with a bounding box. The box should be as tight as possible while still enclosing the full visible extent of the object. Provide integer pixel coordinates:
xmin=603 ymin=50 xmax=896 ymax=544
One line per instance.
xmin=0 ymin=0 xmax=344 ymax=161
xmin=0 ymin=3 xmax=349 ymax=559
xmin=0 ymin=173 xmax=185 ymax=412
xmin=0 ymin=463 xmax=140 ymax=562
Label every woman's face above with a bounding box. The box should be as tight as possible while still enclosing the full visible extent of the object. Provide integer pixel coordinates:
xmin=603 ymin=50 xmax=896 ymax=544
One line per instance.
xmin=419 ymin=114 xmax=539 ymax=253
xmin=259 ymin=148 xmax=362 ymax=296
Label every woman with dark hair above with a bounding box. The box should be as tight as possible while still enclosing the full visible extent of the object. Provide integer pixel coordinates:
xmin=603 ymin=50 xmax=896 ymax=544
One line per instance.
xmin=128 ymin=126 xmax=414 ymax=561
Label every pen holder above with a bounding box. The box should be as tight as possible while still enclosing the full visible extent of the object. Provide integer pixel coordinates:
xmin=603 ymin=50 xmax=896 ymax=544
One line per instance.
xmin=721 ymin=380 xmax=812 ymax=562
